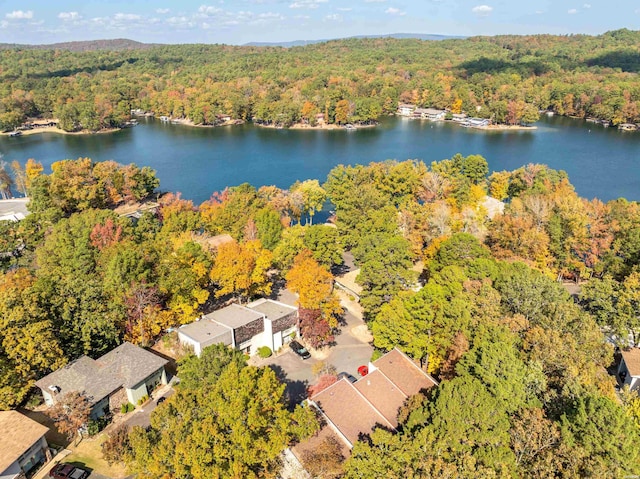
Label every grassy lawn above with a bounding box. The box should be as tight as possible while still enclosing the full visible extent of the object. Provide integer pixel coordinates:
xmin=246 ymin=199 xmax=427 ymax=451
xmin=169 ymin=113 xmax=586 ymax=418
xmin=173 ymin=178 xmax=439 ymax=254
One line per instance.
xmin=65 ymin=433 xmax=128 ymax=479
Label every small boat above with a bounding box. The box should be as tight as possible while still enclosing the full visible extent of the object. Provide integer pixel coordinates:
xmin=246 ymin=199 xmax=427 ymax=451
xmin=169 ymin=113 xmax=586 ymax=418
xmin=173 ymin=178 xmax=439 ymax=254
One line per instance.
xmin=8 ymin=130 xmax=22 ymax=137
xmin=159 ymin=116 xmax=170 ymax=122
xmin=344 ymin=124 xmax=356 ymax=131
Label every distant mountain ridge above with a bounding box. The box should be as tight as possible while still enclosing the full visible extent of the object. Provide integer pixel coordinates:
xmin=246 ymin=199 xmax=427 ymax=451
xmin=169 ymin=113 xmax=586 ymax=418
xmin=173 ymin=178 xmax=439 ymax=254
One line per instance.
xmin=0 ymin=34 xmax=464 ymax=52
xmin=0 ymin=39 xmax=159 ymax=52
xmin=244 ymin=33 xmax=466 ymax=47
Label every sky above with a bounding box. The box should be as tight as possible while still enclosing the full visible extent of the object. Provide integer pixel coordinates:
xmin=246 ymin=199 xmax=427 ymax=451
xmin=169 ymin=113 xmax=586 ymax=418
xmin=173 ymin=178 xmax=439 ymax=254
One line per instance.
xmin=0 ymin=0 xmax=639 ymax=45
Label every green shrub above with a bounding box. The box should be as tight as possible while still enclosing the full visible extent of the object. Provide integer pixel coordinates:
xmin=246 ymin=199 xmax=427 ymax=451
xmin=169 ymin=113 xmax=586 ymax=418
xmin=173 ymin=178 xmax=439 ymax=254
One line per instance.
xmin=258 ymin=346 xmax=272 ymax=358
xmin=87 ymin=420 xmax=100 ymax=436
xmin=120 ymin=404 xmax=127 ymax=414
xmin=371 ymin=349 xmax=384 ymax=362
xmin=127 ymin=402 xmax=135 ymax=413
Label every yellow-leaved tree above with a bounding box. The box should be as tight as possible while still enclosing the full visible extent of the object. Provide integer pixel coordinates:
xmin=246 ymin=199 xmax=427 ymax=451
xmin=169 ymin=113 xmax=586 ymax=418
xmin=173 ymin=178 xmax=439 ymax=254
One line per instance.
xmin=210 ymin=239 xmax=273 ymax=302
xmin=286 ymin=250 xmax=343 ymax=347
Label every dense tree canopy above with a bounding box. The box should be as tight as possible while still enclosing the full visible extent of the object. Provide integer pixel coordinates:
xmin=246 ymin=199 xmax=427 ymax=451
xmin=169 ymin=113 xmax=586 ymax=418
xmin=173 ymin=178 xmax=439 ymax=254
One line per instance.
xmin=2 ymin=30 xmax=640 ymax=132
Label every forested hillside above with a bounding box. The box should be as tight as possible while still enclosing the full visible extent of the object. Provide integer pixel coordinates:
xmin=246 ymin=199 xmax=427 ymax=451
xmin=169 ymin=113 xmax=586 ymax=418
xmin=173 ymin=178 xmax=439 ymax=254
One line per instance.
xmin=2 ymin=155 xmax=640 ymax=476
xmin=0 ymin=29 xmax=639 ymax=131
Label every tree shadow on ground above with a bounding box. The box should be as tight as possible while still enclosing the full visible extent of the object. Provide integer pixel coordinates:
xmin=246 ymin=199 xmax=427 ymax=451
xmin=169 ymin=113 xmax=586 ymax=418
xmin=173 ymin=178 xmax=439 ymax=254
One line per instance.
xmin=268 ymin=364 xmax=309 ymax=410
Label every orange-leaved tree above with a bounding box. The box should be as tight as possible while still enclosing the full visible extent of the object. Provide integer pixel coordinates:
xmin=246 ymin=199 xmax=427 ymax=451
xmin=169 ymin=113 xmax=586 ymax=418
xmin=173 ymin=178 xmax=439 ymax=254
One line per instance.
xmin=286 ymin=250 xmax=343 ymax=347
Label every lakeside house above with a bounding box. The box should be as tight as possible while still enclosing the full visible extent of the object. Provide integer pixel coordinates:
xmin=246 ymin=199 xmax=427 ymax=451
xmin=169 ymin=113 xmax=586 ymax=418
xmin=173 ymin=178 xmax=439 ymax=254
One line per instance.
xmin=618 ymin=348 xmax=640 ymax=391
xmin=413 ymin=108 xmax=446 ymax=121
xmin=397 ymin=104 xmax=416 ymax=117
xmin=451 ymin=113 xmax=468 ymax=122
xmin=35 ymin=342 xmax=168 ymax=419
xmin=618 ymin=123 xmax=638 ymax=131
xmin=302 ymin=348 xmax=438 ymax=451
xmin=178 ymin=299 xmax=298 ymax=356
xmin=463 ymin=117 xmax=490 ymax=128
xmin=0 ymin=411 xmax=51 ymax=479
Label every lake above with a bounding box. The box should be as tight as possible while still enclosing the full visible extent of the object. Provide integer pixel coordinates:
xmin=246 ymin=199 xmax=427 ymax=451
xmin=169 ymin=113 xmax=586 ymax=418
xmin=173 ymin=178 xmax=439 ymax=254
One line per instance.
xmin=0 ymin=115 xmax=638 ymax=204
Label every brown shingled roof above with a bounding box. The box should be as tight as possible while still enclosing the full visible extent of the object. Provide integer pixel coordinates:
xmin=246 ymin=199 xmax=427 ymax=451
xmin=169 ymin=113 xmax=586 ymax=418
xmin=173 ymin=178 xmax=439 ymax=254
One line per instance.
xmin=354 ymin=369 xmax=407 ymax=427
xmin=621 ymin=348 xmax=640 ymax=377
xmin=311 ymin=379 xmax=394 ymax=446
xmin=0 ymin=411 xmax=48 ymax=473
xmin=372 ymin=348 xmax=438 ymax=396
xmin=306 ymin=348 xmax=438 ymax=450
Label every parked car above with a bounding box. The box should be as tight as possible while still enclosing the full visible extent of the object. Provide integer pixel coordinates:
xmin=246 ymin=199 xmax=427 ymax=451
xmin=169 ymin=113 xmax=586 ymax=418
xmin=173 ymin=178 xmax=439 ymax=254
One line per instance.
xmin=337 ymin=372 xmax=357 ymax=383
xmin=49 ymin=464 xmax=89 ymax=479
xmin=289 ymin=340 xmax=311 ymax=359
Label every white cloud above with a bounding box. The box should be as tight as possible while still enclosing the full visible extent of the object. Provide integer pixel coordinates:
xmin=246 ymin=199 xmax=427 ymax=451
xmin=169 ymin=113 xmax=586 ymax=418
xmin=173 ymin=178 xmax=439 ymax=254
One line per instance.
xmin=6 ymin=10 xmax=33 ymax=20
xmin=58 ymin=12 xmax=82 ymax=21
xmin=385 ymin=7 xmax=405 ymax=15
xmin=568 ymin=8 xmax=577 ymax=14
xmin=156 ymin=8 xmax=170 ymax=14
xmin=0 ymin=20 xmax=8 ymax=28
xmin=289 ymin=0 xmax=328 ymax=9
xmin=471 ymin=5 xmax=492 ymax=16
xmin=583 ymin=3 xmax=591 ymax=8
xmin=365 ymin=0 xmax=386 ymax=2
xmin=325 ymin=13 xmax=343 ymax=21
xmin=198 ymin=5 xmax=223 ymax=15
xmin=337 ymin=7 xmax=352 ymax=11
xmin=113 ymin=13 xmax=142 ymax=21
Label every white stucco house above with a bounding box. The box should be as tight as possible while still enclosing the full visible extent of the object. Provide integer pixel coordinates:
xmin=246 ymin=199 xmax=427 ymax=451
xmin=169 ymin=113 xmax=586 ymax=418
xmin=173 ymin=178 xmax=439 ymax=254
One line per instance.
xmin=35 ymin=342 xmax=168 ymax=418
xmin=0 ymin=411 xmax=50 ymax=479
xmin=178 ymin=299 xmax=298 ymax=356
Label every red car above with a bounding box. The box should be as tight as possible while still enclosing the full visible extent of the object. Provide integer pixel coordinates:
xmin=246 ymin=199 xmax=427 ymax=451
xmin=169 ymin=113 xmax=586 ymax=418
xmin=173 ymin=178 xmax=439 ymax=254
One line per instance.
xmin=49 ymin=464 xmax=89 ymax=479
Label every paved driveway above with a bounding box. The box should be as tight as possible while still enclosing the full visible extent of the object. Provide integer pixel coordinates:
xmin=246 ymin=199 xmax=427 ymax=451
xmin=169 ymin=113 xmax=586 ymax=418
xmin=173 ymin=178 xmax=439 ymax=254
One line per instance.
xmin=257 ymin=308 xmax=373 ymax=406
xmin=123 ymin=388 xmax=175 ymax=429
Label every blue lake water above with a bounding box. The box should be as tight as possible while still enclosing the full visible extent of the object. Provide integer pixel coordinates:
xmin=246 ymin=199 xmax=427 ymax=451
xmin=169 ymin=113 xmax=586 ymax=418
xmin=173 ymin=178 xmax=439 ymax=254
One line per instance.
xmin=0 ymin=115 xmax=638 ymax=204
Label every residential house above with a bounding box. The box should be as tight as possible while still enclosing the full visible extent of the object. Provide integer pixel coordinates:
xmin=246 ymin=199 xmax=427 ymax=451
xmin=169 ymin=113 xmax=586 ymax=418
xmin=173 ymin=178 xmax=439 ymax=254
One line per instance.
xmin=306 ymin=348 xmax=438 ymax=449
xmin=397 ymin=104 xmax=416 ymax=117
xmin=0 ymin=411 xmax=50 ymax=479
xmin=0 ymin=198 xmax=29 ymax=223
xmin=35 ymin=342 xmax=168 ymax=419
xmin=178 ymin=300 xmax=298 ymax=356
xmin=247 ymin=298 xmax=298 ymax=350
xmin=190 ymin=233 xmax=234 ymax=253
xmin=414 ymin=108 xmax=445 ymax=121
xmin=463 ymin=117 xmax=490 ymax=128
xmin=481 ymin=195 xmax=505 ymax=220
xmin=451 ymin=113 xmax=468 ymax=122
xmin=618 ymin=348 xmax=640 ymax=391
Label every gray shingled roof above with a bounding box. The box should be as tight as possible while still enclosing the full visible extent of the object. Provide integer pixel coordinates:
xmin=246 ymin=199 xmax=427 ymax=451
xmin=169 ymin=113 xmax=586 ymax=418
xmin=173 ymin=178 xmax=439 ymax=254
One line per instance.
xmin=203 ymin=304 xmax=264 ymax=329
xmin=35 ymin=342 xmax=168 ymax=403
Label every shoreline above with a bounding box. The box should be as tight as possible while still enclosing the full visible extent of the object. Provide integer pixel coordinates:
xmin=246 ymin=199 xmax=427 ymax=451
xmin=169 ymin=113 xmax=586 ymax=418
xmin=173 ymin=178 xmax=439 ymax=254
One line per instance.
xmin=2 ymin=126 xmax=121 ymax=137
xmin=3 ymin=117 xmax=536 ymax=138
xmin=256 ymin=122 xmax=377 ymax=130
xmin=165 ymin=117 xmax=245 ymax=128
xmin=470 ymin=124 xmax=538 ymax=131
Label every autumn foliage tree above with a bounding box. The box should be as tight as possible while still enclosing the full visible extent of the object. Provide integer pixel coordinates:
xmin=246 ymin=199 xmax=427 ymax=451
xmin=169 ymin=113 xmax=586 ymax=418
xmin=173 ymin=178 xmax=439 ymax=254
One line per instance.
xmin=46 ymin=391 xmax=92 ymax=442
xmin=210 ymin=239 xmax=273 ymax=302
xmin=286 ymin=250 xmax=343 ymax=347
